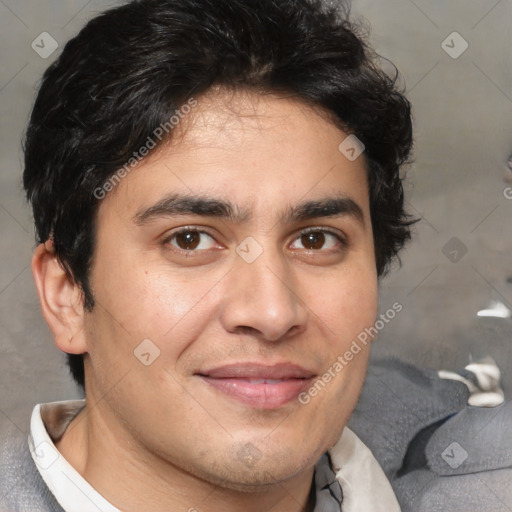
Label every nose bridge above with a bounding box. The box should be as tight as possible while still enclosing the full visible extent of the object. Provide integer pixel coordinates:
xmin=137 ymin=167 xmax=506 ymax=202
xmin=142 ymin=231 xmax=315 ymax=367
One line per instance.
xmin=220 ymin=241 xmax=307 ymax=341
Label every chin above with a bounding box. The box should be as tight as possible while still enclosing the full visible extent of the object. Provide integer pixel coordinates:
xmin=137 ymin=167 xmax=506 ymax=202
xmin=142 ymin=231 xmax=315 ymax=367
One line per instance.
xmin=201 ymin=463 xmax=306 ymax=493
xmin=191 ymin=441 xmax=321 ymax=492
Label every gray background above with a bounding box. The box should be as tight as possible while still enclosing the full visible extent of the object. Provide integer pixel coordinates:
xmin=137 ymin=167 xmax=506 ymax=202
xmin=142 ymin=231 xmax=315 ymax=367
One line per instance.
xmin=1 ymin=0 xmax=511 ymax=439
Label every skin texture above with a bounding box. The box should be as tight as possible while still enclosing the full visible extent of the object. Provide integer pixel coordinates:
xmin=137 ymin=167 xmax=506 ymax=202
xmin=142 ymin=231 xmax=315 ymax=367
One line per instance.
xmin=32 ymin=88 xmax=379 ymax=512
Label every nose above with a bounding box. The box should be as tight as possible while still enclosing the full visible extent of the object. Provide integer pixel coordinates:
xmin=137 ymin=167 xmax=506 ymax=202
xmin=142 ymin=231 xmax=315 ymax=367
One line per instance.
xmin=219 ymin=246 xmax=308 ymax=342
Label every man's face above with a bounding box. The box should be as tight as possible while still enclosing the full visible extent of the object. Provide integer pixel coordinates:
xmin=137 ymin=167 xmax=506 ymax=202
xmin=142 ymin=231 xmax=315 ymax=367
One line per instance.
xmin=83 ymin=89 xmax=378 ymax=489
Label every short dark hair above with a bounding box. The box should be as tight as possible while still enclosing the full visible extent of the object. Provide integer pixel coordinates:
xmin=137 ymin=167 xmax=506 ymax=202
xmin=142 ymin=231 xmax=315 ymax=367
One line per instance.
xmin=23 ymin=0 xmax=415 ymax=390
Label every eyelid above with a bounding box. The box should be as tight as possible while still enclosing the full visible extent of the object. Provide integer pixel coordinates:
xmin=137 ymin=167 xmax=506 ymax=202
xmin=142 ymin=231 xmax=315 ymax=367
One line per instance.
xmin=289 ymin=226 xmax=347 ymax=250
xmin=296 ymin=226 xmax=347 ymax=240
xmin=162 ymin=226 xmax=223 ymax=252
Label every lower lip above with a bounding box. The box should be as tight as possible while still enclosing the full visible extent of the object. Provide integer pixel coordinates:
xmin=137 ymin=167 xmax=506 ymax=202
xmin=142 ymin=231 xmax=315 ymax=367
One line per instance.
xmin=199 ymin=377 xmax=313 ymax=409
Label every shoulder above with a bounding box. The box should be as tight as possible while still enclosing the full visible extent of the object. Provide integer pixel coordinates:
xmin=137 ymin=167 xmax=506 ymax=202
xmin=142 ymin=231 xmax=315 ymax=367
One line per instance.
xmin=0 ymin=426 xmax=64 ymax=512
xmin=349 ymin=358 xmax=512 ymax=512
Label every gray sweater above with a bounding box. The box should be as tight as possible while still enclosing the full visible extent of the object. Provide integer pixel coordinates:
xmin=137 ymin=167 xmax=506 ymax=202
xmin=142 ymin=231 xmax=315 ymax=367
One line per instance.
xmin=0 ymin=433 xmax=64 ymax=512
xmin=348 ymin=358 xmax=512 ymax=511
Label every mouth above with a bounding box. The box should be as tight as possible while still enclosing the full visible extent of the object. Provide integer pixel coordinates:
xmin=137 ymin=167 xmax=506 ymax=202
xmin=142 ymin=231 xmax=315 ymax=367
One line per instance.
xmin=196 ymin=362 xmax=316 ymax=409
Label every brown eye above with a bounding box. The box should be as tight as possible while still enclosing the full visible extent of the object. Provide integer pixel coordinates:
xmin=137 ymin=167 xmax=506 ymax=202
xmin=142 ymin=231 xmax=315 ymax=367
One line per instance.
xmin=175 ymin=231 xmax=201 ymax=250
xmin=167 ymin=229 xmax=217 ymax=251
xmin=301 ymin=231 xmax=326 ymax=250
xmin=290 ymin=229 xmax=344 ymax=251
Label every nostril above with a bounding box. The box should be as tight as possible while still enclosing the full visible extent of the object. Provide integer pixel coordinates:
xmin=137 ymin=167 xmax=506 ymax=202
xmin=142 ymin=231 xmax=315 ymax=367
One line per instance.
xmin=234 ymin=326 xmax=261 ymax=337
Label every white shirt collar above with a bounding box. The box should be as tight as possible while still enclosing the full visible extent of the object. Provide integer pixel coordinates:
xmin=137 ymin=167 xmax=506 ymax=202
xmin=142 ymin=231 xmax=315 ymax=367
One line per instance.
xmin=28 ymin=400 xmax=120 ymax=512
xmin=29 ymin=400 xmax=400 ymax=512
xmin=329 ymin=427 xmax=402 ymax=512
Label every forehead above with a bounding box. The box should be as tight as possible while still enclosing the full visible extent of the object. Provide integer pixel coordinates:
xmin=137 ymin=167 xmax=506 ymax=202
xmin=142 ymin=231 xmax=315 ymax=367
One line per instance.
xmin=99 ymin=88 xmax=370 ymax=224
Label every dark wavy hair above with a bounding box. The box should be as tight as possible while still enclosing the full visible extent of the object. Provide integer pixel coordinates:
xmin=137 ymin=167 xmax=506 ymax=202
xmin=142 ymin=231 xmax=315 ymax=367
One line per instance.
xmin=23 ymin=0 xmax=415 ymax=390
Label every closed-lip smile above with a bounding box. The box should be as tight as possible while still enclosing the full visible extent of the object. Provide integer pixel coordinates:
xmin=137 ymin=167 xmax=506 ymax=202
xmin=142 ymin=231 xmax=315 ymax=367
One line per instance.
xmin=196 ymin=362 xmax=316 ymax=409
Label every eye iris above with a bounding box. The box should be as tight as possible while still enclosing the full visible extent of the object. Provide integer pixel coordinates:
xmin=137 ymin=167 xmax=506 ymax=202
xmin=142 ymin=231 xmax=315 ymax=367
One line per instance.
xmin=302 ymin=232 xmax=325 ymax=250
xmin=176 ymin=231 xmax=200 ymax=250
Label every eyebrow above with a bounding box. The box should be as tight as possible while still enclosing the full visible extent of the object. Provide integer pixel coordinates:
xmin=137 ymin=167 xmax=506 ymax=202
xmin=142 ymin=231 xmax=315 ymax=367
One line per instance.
xmin=133 ymin=193 xmax=364 ymax=226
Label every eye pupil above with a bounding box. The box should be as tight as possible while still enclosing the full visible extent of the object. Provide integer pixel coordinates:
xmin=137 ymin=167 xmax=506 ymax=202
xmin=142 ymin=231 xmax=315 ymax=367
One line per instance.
xmin=302 ymin=232 xmax=325 ymax=250
xmin=176 ymin=231 xmax=200 ymax=250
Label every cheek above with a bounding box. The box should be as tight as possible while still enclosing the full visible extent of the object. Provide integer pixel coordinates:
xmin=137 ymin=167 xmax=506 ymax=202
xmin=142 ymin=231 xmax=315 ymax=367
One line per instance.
xmin=92 ymin=251 xmax=175 ymax=328
xmin=87 ymin=254 xmax=225 ymax=365
xmin=307 ymin=266 xmax=378 ymax=345
xmin=135 ymin=267 xmax=229 ymax=342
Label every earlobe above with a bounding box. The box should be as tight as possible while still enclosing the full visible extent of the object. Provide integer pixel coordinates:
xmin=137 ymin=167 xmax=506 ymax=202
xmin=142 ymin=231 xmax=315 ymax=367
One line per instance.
xmin=31 ymin=241 xmax=87 ymax=355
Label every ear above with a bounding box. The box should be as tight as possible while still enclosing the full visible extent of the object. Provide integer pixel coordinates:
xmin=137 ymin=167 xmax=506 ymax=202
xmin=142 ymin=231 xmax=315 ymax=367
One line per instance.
xmin=31 ymin=240 xmax=88 ymax=355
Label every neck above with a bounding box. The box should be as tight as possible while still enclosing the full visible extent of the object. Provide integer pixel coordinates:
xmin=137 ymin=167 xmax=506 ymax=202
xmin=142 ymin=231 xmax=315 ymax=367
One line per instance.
xmin=56 ymin=402 xmax=317 ymax=512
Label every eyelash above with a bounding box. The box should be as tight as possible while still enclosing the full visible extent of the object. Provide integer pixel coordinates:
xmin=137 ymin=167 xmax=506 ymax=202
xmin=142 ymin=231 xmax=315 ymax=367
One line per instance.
xmin=162 ymin=226 xmax=347 ymax=255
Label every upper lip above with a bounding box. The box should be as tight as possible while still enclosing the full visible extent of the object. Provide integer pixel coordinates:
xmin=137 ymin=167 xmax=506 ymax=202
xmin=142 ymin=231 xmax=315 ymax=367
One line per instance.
xmin=197 ymin=362 xmax=316 ymax=380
